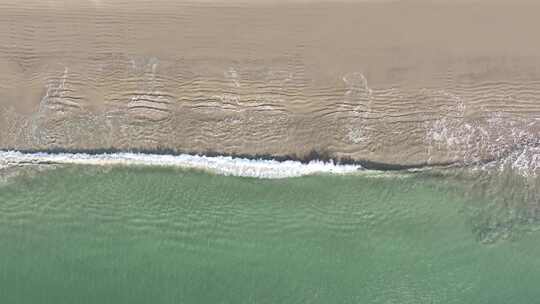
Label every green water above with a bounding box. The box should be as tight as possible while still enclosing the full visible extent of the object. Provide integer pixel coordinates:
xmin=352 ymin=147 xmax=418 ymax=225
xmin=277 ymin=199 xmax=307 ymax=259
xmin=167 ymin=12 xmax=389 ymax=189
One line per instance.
xmin=1 ymin=166 xmax=539 ymax=303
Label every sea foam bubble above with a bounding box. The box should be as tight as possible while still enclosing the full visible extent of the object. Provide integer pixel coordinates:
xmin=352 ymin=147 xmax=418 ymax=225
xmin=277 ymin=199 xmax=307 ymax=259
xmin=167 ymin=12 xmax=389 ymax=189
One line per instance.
xmin=0 ymin=151 xmax=362 ymax=179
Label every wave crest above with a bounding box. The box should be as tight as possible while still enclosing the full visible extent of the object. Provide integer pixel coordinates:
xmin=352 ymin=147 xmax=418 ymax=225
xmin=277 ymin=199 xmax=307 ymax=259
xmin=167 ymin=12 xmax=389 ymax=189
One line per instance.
xmin=0 ymin=151 xmax=362 ymax=179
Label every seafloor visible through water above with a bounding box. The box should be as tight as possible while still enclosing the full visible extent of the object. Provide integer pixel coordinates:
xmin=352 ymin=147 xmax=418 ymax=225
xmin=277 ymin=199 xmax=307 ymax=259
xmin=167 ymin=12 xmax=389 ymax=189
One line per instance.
xmin=1 ymin=165 xmax=539 ymax=303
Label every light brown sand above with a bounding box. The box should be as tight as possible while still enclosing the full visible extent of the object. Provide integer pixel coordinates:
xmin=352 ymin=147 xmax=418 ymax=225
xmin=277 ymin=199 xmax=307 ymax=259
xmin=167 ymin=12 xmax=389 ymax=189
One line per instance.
xmin=1 ymin=0 xmax=539 ymax=166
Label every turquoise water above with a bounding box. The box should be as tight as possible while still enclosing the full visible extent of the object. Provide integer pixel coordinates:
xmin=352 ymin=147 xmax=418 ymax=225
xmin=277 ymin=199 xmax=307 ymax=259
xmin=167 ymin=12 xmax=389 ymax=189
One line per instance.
xmin=1 ymin=166 xmax=539 ymax=303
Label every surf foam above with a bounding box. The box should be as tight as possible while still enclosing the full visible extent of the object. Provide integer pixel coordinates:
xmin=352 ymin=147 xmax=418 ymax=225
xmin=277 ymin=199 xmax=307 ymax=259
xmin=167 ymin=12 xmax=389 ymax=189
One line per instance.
xmin=0 ymin=151 xmax=362 ymax=179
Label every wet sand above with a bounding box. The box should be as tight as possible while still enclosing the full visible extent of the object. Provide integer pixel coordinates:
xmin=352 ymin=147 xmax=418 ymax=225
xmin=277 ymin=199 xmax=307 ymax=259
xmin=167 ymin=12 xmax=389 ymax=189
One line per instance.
xmin=1 ymin=0 xmax=539 ymax=167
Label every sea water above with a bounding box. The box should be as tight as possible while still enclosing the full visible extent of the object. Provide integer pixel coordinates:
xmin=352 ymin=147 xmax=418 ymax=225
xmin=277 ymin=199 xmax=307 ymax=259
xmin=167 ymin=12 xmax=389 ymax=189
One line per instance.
xmin=0 ymin=165 xmax=539 ymax=303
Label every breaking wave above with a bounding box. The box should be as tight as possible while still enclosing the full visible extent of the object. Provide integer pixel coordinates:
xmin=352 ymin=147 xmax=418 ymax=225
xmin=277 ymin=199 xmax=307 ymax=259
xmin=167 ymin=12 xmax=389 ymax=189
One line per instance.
xmin=0 ymin=151 xmax=362 ymax=179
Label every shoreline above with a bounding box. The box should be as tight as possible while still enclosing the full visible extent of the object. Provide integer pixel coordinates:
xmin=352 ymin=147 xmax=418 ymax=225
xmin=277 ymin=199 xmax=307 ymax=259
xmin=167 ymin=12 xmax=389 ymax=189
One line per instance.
xmin=2 ymin=148 xmax=537 ymax=178
xmin=1 ymin=148 xmax=462 ymax=171
xmin=0 ymin=150 xmax=364 ymax=179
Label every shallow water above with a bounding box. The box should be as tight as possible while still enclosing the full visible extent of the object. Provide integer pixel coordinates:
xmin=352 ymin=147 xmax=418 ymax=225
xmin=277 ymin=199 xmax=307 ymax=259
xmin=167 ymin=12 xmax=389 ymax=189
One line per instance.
xmin=1 ymin=166 xmax=539 ymax=303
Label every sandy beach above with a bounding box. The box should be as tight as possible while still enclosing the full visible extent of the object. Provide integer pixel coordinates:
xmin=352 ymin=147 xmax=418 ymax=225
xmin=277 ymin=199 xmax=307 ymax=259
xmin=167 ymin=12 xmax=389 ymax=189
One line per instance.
xmin=1 ymin=0 xmax=539 ymax=167
xmin=3 ymin=4 xmax=540 ymax=302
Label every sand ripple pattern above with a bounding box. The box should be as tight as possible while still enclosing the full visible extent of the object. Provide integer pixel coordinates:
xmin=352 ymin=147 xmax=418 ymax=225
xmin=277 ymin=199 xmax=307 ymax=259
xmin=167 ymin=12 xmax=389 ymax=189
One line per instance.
xmin=1 ymin=1 xmax=539 ymax=172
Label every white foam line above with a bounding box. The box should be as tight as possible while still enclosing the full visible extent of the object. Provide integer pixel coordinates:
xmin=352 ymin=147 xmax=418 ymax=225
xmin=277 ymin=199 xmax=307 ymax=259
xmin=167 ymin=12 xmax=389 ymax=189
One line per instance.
xmin=0 ymin=151 xmax=362 ymax=179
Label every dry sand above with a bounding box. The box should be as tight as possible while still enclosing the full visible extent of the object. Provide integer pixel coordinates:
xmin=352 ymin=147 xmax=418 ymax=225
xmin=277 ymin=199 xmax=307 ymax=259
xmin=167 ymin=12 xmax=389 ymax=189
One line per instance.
xmin=1 ymin=0 xmax=539 ymax=167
